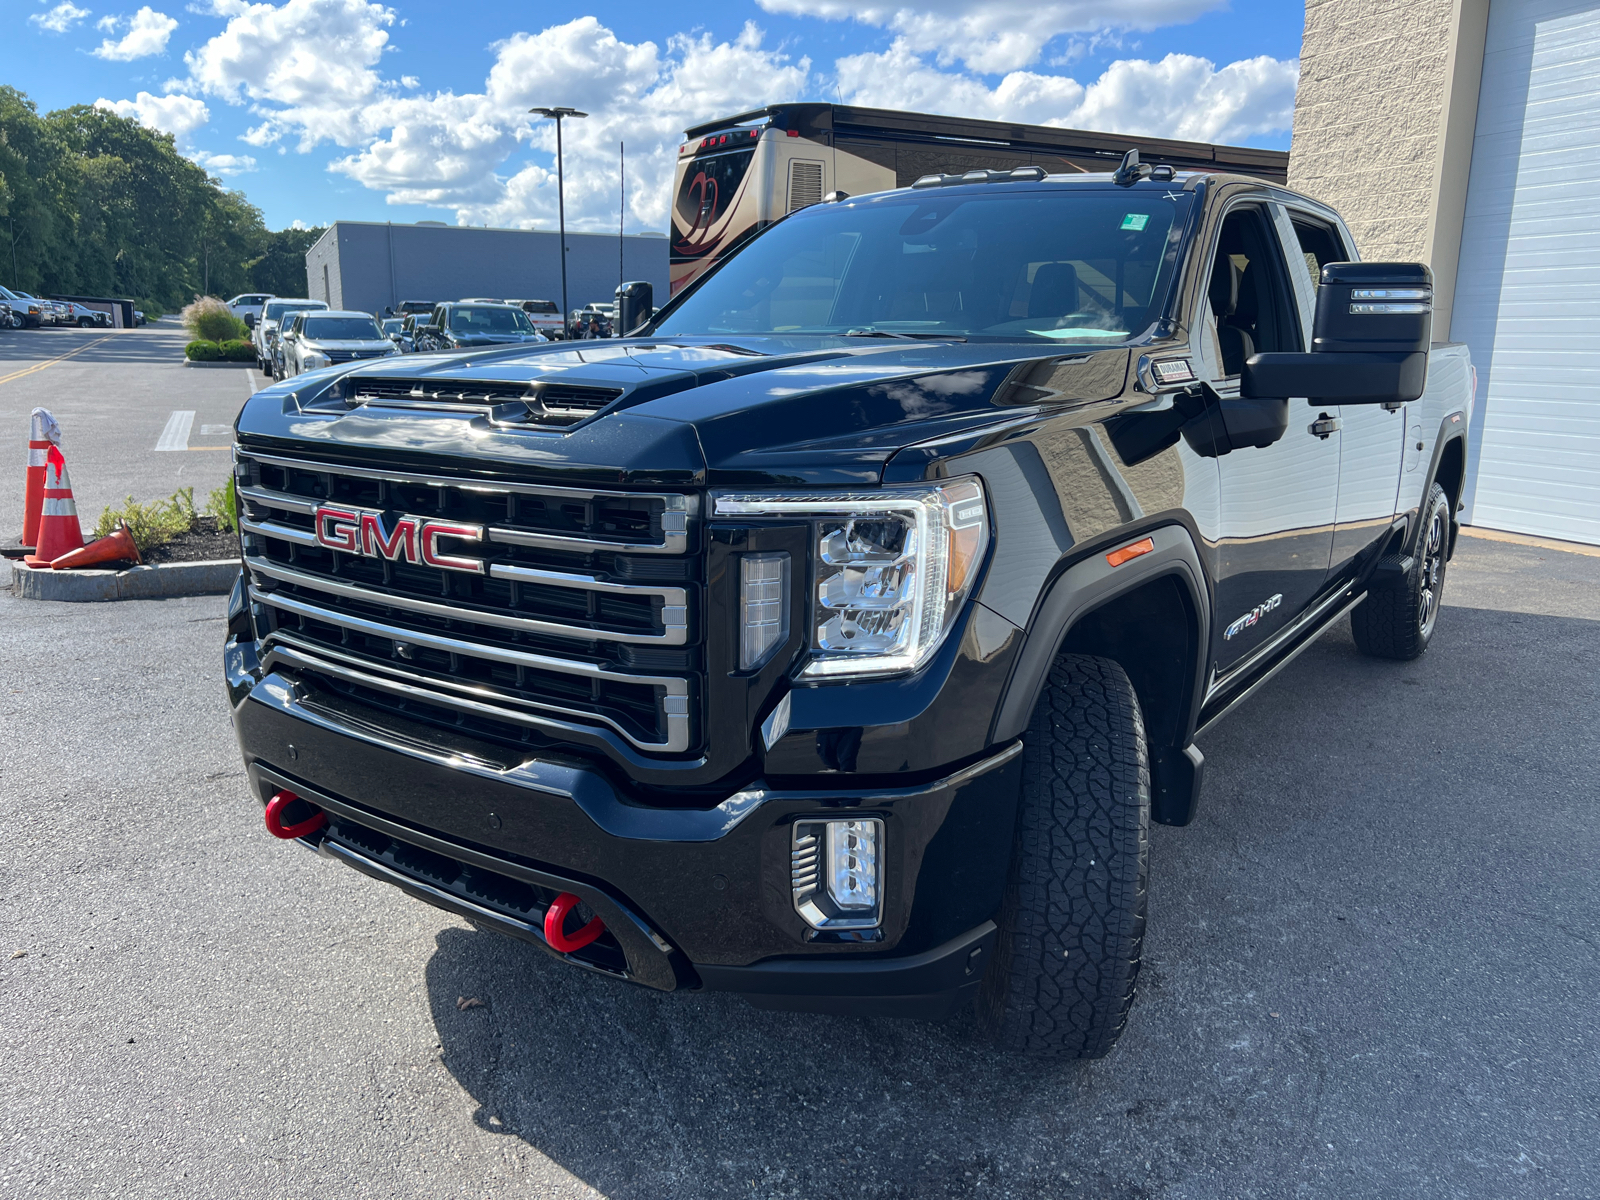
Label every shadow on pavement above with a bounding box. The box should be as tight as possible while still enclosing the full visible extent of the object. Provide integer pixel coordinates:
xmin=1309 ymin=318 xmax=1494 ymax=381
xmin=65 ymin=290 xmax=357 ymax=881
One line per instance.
xmin=422 ymin=603 xmax=1600 ymax=1199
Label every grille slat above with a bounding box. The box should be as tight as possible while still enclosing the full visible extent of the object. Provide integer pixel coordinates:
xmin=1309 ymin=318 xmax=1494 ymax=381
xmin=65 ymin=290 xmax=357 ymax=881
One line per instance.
xmin=238 ymin=450 xmax=698 ymax=754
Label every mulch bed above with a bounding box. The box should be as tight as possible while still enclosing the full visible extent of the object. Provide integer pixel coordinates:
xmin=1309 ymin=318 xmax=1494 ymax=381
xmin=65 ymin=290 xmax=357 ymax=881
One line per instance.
xmin=141 ymin=516 xmax=240 ymax=564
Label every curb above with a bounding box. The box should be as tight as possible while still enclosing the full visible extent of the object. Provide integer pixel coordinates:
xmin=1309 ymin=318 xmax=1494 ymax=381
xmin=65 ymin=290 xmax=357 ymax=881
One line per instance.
xmin=183 ymin=359 xmax=254 ymax=368
xmin=10 ymin=558 xmax=239 ymax=602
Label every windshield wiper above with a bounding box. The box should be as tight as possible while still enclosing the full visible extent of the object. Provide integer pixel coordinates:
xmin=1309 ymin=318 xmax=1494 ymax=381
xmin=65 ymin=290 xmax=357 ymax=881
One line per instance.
xmin=843 ymin=328 xmax=967 ymax=341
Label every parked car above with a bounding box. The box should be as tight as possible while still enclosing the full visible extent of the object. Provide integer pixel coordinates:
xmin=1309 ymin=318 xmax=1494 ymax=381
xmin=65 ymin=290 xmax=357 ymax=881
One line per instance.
xmin=397 ymin=300 xmax=435 ymax=317
xmin=224 ymin=160 xmax=1474 ymax=1060
xmin=255 ymin=298 xmax=328 ymax=371
xmin=0 ymin=285 xmax=45 ymax=328
xmin=228 ymin=293 xmax=274 ymax=330
xmin=134 ymin=310 xmax=147 ymax=327
xmin=0 ymin=301 xmax=11 ymax=330
xmin=61 ymin=302 xmax=111 ymax=328
xmin=512 ymin=298 xmax=565 ymax=339
xmin=278 ymin=310 xmax=399 ymax=378
xmin=379 ymin=317 xmax=410 ymax=352
xmin=411 ymin=302 xmax=548 ymax=351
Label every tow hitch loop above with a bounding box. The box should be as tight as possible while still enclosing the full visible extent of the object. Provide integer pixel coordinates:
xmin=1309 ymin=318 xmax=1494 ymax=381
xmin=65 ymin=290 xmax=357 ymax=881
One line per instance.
xmin=544 ymin=892 xmax=605 ymax=953
xmin=264 ymin=789 xmax=328 ymax=840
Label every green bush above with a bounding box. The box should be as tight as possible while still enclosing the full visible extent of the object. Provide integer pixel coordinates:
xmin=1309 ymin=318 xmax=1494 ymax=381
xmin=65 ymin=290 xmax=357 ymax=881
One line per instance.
xmin=94 ymin=487 xmax=199 ymax=553
xmin=206 ymin=476 xmax=238 ymax=534
xmin=136 ymin=300 xmax=164 ymax=322
xmin=220 ymin=338 xmax=256 ymax=361
xmin=186 ymin=340 xmax=221 ymax=361
xmin=182 ymin=296 xmax=248 ymax=343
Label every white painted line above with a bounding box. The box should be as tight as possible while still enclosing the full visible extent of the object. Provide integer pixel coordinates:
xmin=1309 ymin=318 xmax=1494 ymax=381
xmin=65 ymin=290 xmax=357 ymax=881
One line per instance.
xmin=200 ymin=424 xmax=233 ymax=435
xmin=246 ymin=368 xmax=260 ymax=394
xmin=155 ymin=410 xmax=195 ymax=452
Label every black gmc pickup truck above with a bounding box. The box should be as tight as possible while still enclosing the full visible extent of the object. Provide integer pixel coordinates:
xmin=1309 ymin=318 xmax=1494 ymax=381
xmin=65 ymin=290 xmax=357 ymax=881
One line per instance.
xmin=224 ymin=153 xmax=1474 ymax=1058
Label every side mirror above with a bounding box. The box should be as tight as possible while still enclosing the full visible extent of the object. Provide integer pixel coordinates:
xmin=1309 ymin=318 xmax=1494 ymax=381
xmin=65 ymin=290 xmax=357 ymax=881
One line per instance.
xmin=244 ymin=312 xmax=256 ymax=329
xmin=615 ymin=280 xmax=653 ymax=337
xmin=1243 ymin=262 xmax=1432 ymax=405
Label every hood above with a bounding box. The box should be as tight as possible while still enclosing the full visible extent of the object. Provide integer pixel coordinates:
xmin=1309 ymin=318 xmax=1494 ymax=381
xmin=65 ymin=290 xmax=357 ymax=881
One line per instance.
xmin=302 ymin=338 xmax=393 ymax=351
xmin=237 ymin=336 xmax=1131 ymax=487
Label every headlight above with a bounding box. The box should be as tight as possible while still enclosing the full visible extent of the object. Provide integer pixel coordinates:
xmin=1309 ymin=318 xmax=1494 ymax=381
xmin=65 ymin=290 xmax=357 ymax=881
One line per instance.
xmin=714 ymin=476 xmax=989 ymax=678
xmin=302 ymin=352 xmax=329 ymax=368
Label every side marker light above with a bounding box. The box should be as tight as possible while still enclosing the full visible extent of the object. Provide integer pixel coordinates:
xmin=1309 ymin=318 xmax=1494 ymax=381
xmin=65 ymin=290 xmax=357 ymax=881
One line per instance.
xmin=1106 ymin=537 xmax=1155 ymax=568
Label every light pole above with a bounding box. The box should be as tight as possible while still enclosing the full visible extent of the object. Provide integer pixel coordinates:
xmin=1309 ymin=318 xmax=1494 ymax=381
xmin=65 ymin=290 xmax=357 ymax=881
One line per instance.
xmin=529 ymin=106 xmax=587 ymax=336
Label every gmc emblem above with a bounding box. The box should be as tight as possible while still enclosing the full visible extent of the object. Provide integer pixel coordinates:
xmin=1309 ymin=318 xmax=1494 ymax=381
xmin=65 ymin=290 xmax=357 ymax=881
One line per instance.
xmin=313 ymin=505 xmax=486 ymax=575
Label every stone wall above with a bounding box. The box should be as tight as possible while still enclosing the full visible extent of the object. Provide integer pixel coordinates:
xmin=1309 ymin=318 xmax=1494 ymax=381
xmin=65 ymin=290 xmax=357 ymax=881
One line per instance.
xmin=1288 ymin=0 xmax=1456 ymax=261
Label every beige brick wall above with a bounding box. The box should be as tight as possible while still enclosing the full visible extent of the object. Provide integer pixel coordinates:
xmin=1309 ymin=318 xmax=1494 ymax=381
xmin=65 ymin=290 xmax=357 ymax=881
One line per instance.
xmin=1289 ymin=0 xmax=1456 ymax=261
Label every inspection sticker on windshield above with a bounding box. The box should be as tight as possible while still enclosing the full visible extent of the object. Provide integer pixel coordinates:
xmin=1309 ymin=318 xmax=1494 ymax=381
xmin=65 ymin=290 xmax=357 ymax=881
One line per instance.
xmin=1120 ymin=213 xmax=1150 ymax=231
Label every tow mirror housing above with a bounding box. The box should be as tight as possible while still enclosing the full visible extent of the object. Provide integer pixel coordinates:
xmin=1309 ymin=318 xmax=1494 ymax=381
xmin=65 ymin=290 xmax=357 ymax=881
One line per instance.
xmin=1243 ymin=262 xmax=1432 ymax=405
xmin=615 ymin=281 xmax=653 ymax=337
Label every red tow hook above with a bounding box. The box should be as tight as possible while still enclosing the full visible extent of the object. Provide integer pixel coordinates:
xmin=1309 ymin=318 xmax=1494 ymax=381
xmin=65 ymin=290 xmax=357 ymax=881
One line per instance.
xmin=544 ymin=892 xmax=605 ymax=953
xmin=264 ymin=789 xmax=328 ymax=840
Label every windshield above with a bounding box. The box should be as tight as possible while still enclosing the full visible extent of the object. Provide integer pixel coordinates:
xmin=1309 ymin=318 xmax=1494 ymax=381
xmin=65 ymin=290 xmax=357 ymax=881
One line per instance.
xmin=265 ymin=300 xmax=325 ymax=321
xmin=449 ymin=305 xmax=535 ymax=333
xmin=381 ymin=319 xmax=403 ymax=334
xmin=303 ymin=316 xmax=383 ymax=340
xmin=656 ymin=188 xmax=1192 ymax=343
xmin=521 ymin=300 xmax=558 ymax=314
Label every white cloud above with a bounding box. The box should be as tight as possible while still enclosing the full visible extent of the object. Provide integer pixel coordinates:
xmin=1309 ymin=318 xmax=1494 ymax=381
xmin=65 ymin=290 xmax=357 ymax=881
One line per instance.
xmin=94 ymin=7 xmax=180 ymax=59
xmin=97 ymin=15 xmax=118 ymax=32
xmin=757 ymin=0 xmax=1223 ymax=73
xmin=30 ymin=2 xmax=90 ymax=33
xmin=95 ymin=91 xmax=211 ymax=148
xmin=192 ymin=150 xmax=259 ymax=174
xmin=836 ymin=42 xmax=1298 ymax=144
xmin=181 ymin=0 xmax=396 ymax=150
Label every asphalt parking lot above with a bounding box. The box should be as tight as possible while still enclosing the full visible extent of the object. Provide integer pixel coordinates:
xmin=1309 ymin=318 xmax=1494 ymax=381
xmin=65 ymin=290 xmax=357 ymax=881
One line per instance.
xmin=1 ymin=330 xmax=1596 ymax=1199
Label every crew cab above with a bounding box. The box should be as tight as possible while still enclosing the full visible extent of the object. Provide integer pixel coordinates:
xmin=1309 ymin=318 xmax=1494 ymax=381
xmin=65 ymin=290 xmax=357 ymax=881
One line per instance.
xmin=224 ymin=154 xmax=1473 ymax=1059
xmin=412 ymin=302 xmax=548 ymax=351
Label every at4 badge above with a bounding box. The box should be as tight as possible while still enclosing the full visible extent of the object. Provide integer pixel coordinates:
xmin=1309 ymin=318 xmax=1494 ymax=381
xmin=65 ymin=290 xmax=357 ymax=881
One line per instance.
xmin=1224 ymin=593 xmax=1283 ymax=640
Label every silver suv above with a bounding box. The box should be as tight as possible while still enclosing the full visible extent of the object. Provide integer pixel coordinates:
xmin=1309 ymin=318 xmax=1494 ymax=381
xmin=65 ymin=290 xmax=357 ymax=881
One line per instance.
xmin=278 ymin=310 xmax=398 ymax=379
xmin=255 ymin=298 xmax=327 ymax=371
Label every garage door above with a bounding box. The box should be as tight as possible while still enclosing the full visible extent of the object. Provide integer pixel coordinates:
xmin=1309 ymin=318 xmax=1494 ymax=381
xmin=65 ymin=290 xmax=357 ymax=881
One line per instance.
xmin=1452 ymin=1 xmax=1600 ymax=545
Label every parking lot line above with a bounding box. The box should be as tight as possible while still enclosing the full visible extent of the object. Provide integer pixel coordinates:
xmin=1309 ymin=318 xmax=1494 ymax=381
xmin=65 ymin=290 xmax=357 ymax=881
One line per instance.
xmin=0 ymin=334 xmax=115 ymax=386
xmin=155 ymin=410 xmax=195 ymax=451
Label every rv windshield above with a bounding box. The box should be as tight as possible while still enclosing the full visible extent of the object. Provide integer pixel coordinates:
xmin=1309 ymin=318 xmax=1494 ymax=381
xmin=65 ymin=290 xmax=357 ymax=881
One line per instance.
xmin=655 ymin=189 xmax=1192 ymax=344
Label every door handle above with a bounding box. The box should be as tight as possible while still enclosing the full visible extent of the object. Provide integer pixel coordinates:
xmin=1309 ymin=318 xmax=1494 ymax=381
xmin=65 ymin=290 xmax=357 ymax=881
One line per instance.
xmin=1309 ymin=413 xmax=1341 ymax=439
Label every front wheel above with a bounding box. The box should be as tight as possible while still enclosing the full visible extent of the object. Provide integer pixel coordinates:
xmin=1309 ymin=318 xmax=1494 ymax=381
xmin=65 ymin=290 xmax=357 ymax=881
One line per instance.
xmin=977 ymin=654 xmax=1150 ymax=1059
xmin=1351 ymin=482 xmax=1451 ymax=661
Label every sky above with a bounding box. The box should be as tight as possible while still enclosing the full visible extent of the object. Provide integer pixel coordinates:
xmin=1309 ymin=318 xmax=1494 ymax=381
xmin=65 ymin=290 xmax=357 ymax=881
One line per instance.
xmin=6 ymin=0 xmax=1306 ymax=234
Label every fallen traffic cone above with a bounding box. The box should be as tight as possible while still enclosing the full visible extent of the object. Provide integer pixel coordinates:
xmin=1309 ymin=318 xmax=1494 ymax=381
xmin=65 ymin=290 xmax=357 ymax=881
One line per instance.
xmin=22 ymin=446 xmax=85 ymax=567
xmin=4 ymin=407 xmax=62 ymax=558
xmin=48 ymin=521 xmax=140 ymax=570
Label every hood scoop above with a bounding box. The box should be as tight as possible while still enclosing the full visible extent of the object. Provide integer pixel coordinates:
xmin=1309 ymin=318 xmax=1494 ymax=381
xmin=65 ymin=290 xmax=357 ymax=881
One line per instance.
xmin=341 ymin=375 xmax=624 ymax=427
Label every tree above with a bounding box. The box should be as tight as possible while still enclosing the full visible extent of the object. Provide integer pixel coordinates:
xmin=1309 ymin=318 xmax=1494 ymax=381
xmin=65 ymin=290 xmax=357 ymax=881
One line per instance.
xmin=0 ymin=87 xmax=306 ymax=311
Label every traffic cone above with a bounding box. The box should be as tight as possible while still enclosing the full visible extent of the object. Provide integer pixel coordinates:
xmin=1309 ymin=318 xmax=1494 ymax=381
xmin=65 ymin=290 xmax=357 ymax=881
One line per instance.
xmin=5 ymin=407 xmax=61 ymax=558
xmin=22 ymin=446 xmax=85 ymax=567
xmin=48 ymin=521 xmax=140 ymax=570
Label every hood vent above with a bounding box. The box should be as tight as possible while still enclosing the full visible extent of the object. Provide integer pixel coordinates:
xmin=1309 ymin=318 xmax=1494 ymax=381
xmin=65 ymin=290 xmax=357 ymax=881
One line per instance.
xmin=342 ymin=376 xmax=624 ymax=426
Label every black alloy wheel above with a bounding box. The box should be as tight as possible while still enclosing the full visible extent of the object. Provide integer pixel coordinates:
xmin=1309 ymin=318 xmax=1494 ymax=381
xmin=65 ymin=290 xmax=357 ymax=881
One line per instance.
xmin=1351 ymin=482 xmax=1452 ymax=661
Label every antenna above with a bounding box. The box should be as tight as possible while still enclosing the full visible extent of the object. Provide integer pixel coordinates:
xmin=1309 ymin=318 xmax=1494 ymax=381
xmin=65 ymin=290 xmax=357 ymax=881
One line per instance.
xmin=1113 ymin=148 xmax=1150 ymax=186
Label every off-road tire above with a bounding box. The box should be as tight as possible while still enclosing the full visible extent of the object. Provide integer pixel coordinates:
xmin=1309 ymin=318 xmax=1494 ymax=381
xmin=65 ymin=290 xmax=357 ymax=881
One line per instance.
xmin=978 ymin=654 xmax=1150 ymax=1058
xmin=1351 ymin=482 xmax=1451 ymax=661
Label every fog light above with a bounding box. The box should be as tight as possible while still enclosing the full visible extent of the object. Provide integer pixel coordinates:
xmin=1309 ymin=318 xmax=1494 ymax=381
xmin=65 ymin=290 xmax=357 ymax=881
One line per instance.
xmin=791 ymin=817 xmax=883 ymax=930
xmin=739 ymin=552 xmax=788 ymax=669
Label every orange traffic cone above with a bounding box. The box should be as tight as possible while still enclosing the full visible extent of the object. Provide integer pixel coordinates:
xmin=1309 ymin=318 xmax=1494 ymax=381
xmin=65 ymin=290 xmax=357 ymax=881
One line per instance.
xmin=10 ymin=407 xmax=61 ymax=556
xmin=23 ymin=446 xmax=85 ymax=567
xmin=48 ymin=521 xmax=140 ymax=570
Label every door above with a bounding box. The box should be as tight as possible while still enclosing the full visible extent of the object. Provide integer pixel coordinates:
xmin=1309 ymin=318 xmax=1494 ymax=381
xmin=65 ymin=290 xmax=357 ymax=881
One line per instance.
xmin=1453 ymin=0 xmax=1600 ymax=546
xmin=1194 ymin=202 xmax=1340 ymax=673
xmin=1286 ymin=211 xmax=1406 ymax=580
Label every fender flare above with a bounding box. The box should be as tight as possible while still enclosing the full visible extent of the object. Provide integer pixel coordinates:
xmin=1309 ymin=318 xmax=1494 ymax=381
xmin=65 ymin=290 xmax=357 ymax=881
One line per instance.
xmin=1406 ymin=416 xmax=1469 ymax=559
xmin=988 ymin=522 xmax=1212 ymax=825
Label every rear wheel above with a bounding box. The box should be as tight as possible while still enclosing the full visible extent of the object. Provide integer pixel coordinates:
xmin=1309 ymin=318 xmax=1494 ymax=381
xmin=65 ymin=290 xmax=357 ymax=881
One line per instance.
xmin=978 ymin=654 xmax=1150 ymax=1058
xmin=1352 ymin=482 xmax=1451 ymax=661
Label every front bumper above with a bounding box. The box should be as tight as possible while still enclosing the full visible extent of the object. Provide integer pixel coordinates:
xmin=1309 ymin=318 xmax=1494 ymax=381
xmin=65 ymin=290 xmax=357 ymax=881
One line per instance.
xmin=227 ymin=637 xmax=1022 ymax=1018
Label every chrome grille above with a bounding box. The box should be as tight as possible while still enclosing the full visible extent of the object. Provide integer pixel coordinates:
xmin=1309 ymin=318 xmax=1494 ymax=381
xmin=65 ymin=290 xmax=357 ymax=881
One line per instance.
xmin=237 ymin=450 xmax=698 ymax=754
xmin=343 ymin=376 xmax=624 ymax=425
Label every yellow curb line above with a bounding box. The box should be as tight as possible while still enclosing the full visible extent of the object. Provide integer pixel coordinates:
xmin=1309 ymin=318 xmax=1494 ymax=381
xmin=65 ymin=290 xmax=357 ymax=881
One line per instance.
xmin=1460 ymin=526 xmax=1600 ymax=559
xmin=0 ymin=335 xmax=116 ymax=386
